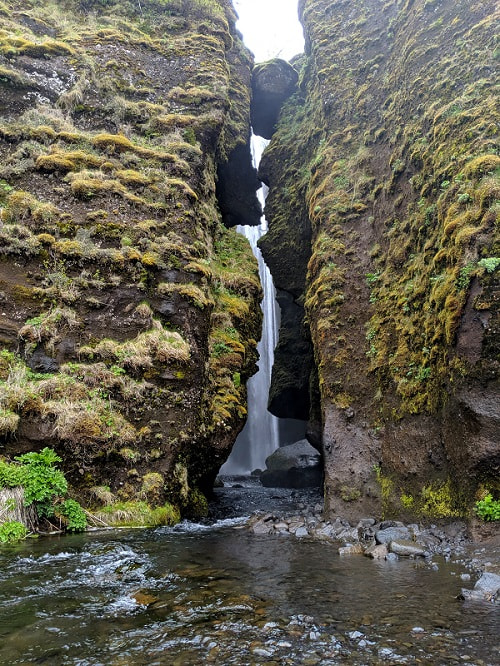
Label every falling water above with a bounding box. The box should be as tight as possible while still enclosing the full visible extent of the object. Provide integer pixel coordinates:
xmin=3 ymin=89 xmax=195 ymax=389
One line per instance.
xmin=220 ymin=137 xmax=305 ymax=475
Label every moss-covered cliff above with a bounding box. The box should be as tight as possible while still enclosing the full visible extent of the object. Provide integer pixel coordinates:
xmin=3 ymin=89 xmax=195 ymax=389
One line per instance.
xmin=0 ymin=0 xmax=262 ymax=517
xmin=260 ymin=0 xmax=498 ymax=519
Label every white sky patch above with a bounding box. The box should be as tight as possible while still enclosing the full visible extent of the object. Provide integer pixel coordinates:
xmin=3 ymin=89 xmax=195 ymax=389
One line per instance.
xmin=233 ymin=0 xmax=304 ymax=62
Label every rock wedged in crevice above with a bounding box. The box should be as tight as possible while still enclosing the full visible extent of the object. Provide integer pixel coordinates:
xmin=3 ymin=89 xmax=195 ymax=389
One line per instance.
xmin=250 ymin=58 xmax=298 ymax=139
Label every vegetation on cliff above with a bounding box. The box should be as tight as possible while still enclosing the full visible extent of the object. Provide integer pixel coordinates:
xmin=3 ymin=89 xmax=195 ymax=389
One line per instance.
xmin=261 ymin=0 xmax=498 ymax=518
xmin=0 ymin=0 xmax=262 ymax=517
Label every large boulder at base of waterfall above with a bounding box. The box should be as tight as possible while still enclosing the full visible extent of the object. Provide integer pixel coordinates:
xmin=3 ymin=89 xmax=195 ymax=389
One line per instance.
xmin=251 ymin=59 xmax=298 ymax=139
xmin=260 ymin=440 xmax=322 ymax=488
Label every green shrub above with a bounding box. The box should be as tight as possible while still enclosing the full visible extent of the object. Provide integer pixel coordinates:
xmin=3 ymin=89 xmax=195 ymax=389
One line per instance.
xmin=0 ymin=448 xmax=86 ymax=534
xmin=475 ymin=494 xmax=500 ymax=521
xmin=0 ymin=520 xmax=27 ymax=543
xmin=14 ymin=448 xmax=68 ymax=509
xmin=58 ymin=499 xmax=87 ymax=532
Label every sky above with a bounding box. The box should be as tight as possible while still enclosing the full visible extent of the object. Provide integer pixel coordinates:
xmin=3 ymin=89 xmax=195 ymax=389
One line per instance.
xmin=233 ymin=0 xmax=304 ymax=62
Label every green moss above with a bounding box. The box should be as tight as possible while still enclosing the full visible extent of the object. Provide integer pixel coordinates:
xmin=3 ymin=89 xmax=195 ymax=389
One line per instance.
xmin=419 ymin=479 xmax=462 ymax=518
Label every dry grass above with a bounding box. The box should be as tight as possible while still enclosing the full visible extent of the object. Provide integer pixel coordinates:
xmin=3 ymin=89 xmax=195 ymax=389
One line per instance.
xmin=79 ymin=319 xmax=190 ymax=370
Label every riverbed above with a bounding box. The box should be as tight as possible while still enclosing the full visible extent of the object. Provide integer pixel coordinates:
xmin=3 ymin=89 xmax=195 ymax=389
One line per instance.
xmin=0 ymin=493 xmax=498 ymax=666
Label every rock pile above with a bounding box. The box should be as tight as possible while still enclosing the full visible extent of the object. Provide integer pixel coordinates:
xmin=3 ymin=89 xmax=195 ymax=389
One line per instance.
xmin=248 ymin=509 xmax=472 ymax=562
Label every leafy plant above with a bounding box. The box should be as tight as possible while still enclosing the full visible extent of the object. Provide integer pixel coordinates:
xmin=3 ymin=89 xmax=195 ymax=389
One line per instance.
xmin=15 ymin=448 xmax=68 ymax=507
xmin=0 ymin=520 xmax=27 ymax=543
xmin=58 ymin=499 xmax=87 ymax=532
xmin=477 ymin=257 xmax=500 ymax=273
xmin=475 ymin=494 xmax=500 ymax=521
xmin=0 ymin=448 xmax=86 ymax=534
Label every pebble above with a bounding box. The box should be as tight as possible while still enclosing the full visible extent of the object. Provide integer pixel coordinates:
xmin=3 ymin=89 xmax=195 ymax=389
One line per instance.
xmin=460 ymin=573 xmax=471 ymax=581
xmin=411 ymin=626 xmax=425 ymax=633
xmin=252 ymin=647 xmax=273 ymax=657
xmin=379 ymin=647 xmax=394 ymax=657
xmin=348 ymin=631 xmax=364 ymax=640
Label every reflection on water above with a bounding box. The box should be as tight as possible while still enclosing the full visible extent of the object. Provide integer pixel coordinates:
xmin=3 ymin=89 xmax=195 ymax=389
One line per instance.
xmin=0 ymin=524 xmax=497 ymax=665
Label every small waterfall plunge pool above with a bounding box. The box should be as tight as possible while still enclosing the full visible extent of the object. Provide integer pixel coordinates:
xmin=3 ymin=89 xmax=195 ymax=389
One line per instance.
xmin=0 ymin=489 xmax=498 ymax=666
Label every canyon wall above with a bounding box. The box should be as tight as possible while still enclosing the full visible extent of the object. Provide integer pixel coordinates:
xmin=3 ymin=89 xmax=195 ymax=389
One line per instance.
xmin=0 ymin=0 xmax=262 ymax=515
xmin=260 ymin=0 xmax=498 ymax=519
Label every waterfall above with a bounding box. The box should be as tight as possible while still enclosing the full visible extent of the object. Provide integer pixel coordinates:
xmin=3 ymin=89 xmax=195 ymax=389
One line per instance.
xmin=220 ymin=137 xmax=305 ymax=476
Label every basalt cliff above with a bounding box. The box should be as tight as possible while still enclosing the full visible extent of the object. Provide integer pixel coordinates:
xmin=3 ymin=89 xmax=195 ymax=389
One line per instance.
xmin=0 ymin=0 xmax=498 ymax=525
xmin=258 ymin=0 xmax=498 ymax=520
xmin=0 ymin=0 xmax=262 ymax=517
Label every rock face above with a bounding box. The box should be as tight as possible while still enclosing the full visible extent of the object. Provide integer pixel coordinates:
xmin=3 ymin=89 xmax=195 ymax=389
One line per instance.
xmin=260 ymin=440 xmax=322 ymax=488
xmin=260 ymin=0 xmax=499 ymax=519
xmin=0 ymin=0 xmax=262 ymax=515
xmin=250 ymin=59 xmax=298 ymax=139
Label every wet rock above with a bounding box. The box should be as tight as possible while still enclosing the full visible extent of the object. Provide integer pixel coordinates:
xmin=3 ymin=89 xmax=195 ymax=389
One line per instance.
xmin=338 ymin=544 xmax=364 ymax=556
xmin=365 ymin=542 xmax=389 ymax=559
xmin=375 ymin=526 xmax=410 ymax=544
xmin=274 ymin=521 xmax=289 ymax=532
xmin=389 ymin=540 xmax=425 ymax=557
xmin=295 ymin=526 xmax=309 ymax=538
xmin=337 ymin=526 xmax=359 ymax=543
xmin=314 ymin=524 xmax=338 ymax=540
xmin=261 ymin=440 xmax=322 ymax=488
xmin=131 ymin=591 xmax=159 ymax=606
xmin=461 ymin=572 xmax=500 ymax=602
xmin=216 ymin=142 xmax=262 ymax=228
xmin=348 ymin=630 xmax=364 ymax=640
xmin=385 ymin=552 xmax=399 ymax=561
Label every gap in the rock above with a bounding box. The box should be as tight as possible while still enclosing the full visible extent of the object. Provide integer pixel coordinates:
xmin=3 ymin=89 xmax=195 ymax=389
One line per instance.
xmin=220 ymin=136 xmax=306 ymax=476
xmin=220 ymin=2 xmax=306 ymax=478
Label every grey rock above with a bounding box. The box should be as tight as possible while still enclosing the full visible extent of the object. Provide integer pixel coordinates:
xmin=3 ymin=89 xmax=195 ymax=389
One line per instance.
xmin=348 ymin=631 xmax=364 ymax=640
xmin=385 ymin=552 xmax=399 ymax=561
xmin=337 ymin=527 xmax=359 ymax=543
xmin=261 ymin=440 xmax=322 ymax=488
xmin=375 ymin=526 xmax=410 ymax=544
xmin=461 ymin=572 xmax=500 ymax=602
xmin=357 ymin=518 xmax=376 ymax=527
xmin=390 ymin=540 xmax=426 ymax=557
xmin=339 ymin=544 xmax=364 ymax=556
xmin=365 ymin=543 xmax=389 ymax=559
xmin=475 ymin=572 xmax=500 ymax=593
xmin=295 ymin=526 xmax=309 ymax=538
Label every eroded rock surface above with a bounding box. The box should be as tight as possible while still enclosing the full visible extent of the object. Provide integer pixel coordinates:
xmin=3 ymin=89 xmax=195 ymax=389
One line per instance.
xmin=260 ymin=0 xmax=499 ymax=520
xmin=0 ymin=0 xmax=262 ymax=516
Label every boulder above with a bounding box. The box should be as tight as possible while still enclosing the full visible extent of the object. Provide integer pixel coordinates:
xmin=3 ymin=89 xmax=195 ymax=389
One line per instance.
xmin=260 ymin=440 xmax=322 ymax=488
xmin=365 ymin=543 xmax=389 ymax=559
xmin=461 ymin=572 xmax=500 ymax=602
xmin=251 ymin=59 xmax=298 ymax=139
xmin=389 ymin=540 xmax=425 ymax=557
xmin=375 ymin=526 xmax=410 ymax=544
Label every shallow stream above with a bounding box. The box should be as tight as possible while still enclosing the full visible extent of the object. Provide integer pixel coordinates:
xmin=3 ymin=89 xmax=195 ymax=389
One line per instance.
xmin=0 ymin=495 xmax=498 ymax=666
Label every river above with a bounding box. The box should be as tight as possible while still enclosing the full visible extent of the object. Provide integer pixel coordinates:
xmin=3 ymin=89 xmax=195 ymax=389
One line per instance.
xmin=0 ymin=503 xmax=497 ymax=665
